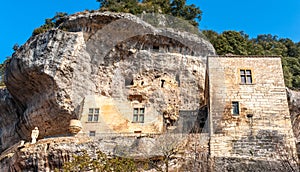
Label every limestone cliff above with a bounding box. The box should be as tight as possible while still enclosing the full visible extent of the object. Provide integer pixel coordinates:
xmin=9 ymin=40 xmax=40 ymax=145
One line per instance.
xmin=3 ymin=11 xmax=298 ymax=172
xmin=0 ymin=11 xmax=215 ymax=153
xmin=287 ymin=88 xmax=300 ymax=159
xmin=0 ymin=134 xmax=209 ymax=171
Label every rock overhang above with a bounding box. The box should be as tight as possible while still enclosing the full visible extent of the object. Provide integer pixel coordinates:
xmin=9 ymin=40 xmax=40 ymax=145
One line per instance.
xmin=0 ymin=11 xmax=216 ymax=152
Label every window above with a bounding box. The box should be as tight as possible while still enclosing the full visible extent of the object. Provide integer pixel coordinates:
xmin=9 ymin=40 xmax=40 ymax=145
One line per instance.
xmin=88 ymin=108 xmax=100 ymax=122
xmin=176 ymin=74 xmax=180 ymax=87
xmin=133 ymin=108 xmax=145 ymax=123
xmin=232 ymin=102 xmax=239 ymax=115
xmin=89 ymin=131 xmax=96 ymax=137
xmin=240 ymin=69 xmax=252 ymax=84
xmin=153 ymin=45 xmax=159 ymax=52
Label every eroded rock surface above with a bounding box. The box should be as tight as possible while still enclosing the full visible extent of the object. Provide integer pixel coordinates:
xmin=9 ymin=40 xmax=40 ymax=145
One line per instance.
xmin=0 ymin=88 xmax=23 ymax=152
xmin=287 ymin=88 xmax=300 ymax=160
xmin=0 ymin=11 xmax=215 ymax=152
xmin=287 ymin=88 xmax=300 ymax=140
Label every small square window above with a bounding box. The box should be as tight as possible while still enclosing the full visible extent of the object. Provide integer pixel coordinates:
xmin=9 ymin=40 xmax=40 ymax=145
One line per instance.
xmin=89 ymin=131 xmax=96 ymax=137
xmin=133 ymin=108 xmax=145 ymax=123
xmin=232 ymin=102 xmax=239 ymax=115
xmin=240 ymin=69 xmax=252 ymax=84
xmin=87 ymin=108 xmax=100 ymax=122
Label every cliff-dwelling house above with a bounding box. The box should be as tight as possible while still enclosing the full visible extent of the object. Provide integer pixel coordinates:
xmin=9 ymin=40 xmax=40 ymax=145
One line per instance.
xmin=58 ymin=12 xmax=296 ymax=165
xmin=0 ymin=12 xmax=298 ymax=171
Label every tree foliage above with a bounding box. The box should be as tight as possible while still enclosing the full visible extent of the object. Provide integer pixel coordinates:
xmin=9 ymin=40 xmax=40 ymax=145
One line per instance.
xmin=97 ymin=0 xmax=202 ymax=26
xmin=203 ymin=30 xmax=300 ymax=89
xmin=32 ymin=12 xmax=68 ymax=36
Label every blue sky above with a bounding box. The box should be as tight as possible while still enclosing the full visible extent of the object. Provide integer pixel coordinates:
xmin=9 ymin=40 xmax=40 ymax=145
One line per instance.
xmin=0 ymin=0 xmax=299 ymax=63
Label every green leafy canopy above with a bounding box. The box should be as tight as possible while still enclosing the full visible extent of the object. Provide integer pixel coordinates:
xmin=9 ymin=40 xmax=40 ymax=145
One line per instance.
xmin=97 ymin=0 xmax=202 ymax=26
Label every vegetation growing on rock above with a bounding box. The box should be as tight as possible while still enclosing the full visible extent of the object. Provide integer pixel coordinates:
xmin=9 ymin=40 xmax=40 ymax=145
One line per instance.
xmin=59 ymin=150 xmax=137 ymax=172
xmin=97 ymin=0 xmax=202 ymax=26
xmin=32 ymin=12 xmax=68 ymax=36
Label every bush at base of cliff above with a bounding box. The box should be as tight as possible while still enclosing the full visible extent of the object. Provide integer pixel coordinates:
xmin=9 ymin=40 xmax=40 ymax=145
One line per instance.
xmin=55 ymin=150 xmax=137 ymax=172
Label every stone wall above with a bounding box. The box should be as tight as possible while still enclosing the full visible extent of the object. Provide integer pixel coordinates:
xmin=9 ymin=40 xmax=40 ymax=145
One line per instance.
xmin=208 ymin=56 xmax=298 ymax=171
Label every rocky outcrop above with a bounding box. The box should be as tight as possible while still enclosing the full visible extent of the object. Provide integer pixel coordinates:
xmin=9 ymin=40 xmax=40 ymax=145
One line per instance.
xmin=287 ymin=88 xmax=300 ymax=141
xmin=0 ymin=11 xmax=215 ymax=152
xmin=286 ymin=88 xmax=300 ymax=161
xmin=0 ymin=88 xmax=23 ymax=152
xmin=0 ymin=134 xmax=210 ymax=171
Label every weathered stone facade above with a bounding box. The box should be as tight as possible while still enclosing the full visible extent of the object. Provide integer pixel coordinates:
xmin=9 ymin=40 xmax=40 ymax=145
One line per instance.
xmin=79 ymin=95 xmax=163 ymax=134
xmin=208 ymin=55 xmax=298 ymax=171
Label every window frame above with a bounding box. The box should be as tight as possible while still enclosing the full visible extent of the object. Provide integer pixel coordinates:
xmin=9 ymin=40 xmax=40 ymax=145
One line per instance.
xmin=87 ymin=108 xmax=100 ymax=122
xmin=89 ymin=131 xmax=96 ymax=137
xmin=133 ymin=107 xmax=145 ymax=123
xmin=239 ymin=69 xmax=253 ymax=84
xmin=232 ymin=101 xmax=239 ymax=116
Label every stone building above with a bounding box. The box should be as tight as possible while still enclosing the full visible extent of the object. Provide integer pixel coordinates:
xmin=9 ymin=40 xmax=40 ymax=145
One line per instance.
xmin=208 ymin=55 xmax=298 ymax=170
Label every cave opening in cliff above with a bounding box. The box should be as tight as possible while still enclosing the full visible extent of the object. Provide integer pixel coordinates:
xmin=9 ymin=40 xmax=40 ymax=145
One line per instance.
xmin=125 ymin=77 xmax=134 ymax=86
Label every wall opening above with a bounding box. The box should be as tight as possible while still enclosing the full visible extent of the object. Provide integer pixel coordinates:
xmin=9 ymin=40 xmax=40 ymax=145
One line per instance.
xmin=153 ymin=45 xmax=159 ymax=52
xmin=89 ymin=131 xmax=96 ymax=137
xmin=232 ymin=102 xmax=239 ymax=115
xmin=176 ymin=74 xmax=180 ymax=87
xmin=161 ymin=79 xmax=166 ymax=88
xmin=125 ymin=77 xmax=134 ymax=86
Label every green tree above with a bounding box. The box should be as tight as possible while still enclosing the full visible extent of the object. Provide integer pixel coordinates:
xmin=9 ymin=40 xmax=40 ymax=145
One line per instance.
xmin=98 ymin=0 xmax=142 ymax=14
xmin=141 ymin=0 xmax=171 ymax=13
xmin=279 ymin=38 xmax=300 ymax=57
xmin=32 ymin=12 xmax=68 ymax=36
xmin=202 ymin=30 xmax=218 ymax=44
xmin=282 ymin=57 xmax=294 ymax=88
xmin=97 ymin=0 xmax=202 ymax=26
xmin=210 ymin=31 xmax=249 ymax=55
